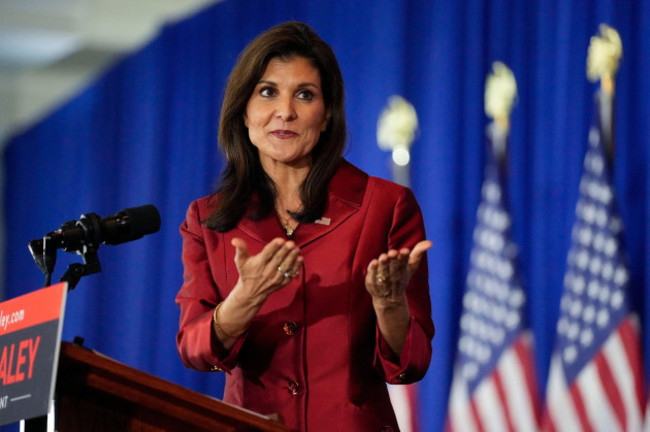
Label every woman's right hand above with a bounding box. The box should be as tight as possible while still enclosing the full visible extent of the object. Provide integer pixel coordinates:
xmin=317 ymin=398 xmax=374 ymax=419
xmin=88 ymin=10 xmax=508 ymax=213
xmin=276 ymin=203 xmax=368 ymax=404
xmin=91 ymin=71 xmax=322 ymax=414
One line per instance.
xmin=231 ymin=237 xmax=303 ymax=305
xmin=213 ymin=238 xmax=302 ymax=346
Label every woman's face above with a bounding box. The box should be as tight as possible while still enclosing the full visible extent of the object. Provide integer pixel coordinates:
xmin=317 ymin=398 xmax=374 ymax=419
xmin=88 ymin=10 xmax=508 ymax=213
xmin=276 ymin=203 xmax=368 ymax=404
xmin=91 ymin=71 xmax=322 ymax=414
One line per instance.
xmin=245 ymin=56 xmax=328 ymax=169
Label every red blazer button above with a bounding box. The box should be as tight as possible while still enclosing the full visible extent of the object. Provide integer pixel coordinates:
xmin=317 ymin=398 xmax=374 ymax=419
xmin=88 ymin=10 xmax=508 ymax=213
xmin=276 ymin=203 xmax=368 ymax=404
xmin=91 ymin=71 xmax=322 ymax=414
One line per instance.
xmin=381 ymin=426 xmax=394 ymax=432
xmin=283 ymin=321 xmax=297 ymax=335
xmin=287 ymin=381 xmax=300 ymax=395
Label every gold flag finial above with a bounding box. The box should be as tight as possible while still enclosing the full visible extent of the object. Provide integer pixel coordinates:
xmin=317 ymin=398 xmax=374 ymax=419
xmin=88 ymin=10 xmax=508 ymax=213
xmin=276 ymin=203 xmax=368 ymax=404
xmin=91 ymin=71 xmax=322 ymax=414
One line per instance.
xmin=485 ymin=61 xmax=517 ymax=132
xmin=377 ymin=95 xmax=419 ymax=166
xmin=587 ymin=24 xmax=622 ymax=95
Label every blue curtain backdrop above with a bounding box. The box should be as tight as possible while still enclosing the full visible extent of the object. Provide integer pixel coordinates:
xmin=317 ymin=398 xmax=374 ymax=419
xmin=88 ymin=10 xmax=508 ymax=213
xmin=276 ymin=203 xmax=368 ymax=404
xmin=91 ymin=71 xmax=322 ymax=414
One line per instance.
xmin=2 ymin=1 xmax=650 ymax=431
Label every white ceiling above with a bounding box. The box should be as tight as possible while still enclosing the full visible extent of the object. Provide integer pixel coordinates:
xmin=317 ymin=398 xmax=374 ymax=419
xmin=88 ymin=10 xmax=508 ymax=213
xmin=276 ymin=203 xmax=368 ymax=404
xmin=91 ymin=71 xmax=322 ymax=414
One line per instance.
xmin=0 ymin=0 xmax=221 ymax=142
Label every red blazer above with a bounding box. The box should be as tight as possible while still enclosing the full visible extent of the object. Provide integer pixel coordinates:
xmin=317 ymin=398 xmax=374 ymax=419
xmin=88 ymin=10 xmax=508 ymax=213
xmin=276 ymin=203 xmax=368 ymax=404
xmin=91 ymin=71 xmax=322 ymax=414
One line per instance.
xmin=176 ymin=160 xmax=434 ymax=432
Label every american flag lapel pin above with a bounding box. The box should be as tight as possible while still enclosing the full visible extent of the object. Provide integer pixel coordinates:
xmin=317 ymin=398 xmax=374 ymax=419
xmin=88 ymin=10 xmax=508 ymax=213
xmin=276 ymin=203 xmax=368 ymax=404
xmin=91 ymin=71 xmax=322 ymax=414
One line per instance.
xmin=314 ymin=217 xmax=331 ymax=226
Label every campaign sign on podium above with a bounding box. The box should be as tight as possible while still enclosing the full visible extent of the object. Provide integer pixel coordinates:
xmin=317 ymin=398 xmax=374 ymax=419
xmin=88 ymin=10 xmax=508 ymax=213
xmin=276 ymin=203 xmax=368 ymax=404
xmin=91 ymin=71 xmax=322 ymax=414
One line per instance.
xmin=0 ymin=283 xmax=67 ymax=427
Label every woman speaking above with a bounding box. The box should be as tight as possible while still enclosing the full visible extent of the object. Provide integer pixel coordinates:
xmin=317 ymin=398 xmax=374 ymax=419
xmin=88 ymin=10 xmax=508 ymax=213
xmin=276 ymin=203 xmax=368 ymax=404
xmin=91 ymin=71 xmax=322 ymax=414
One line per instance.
xmin=176 ymin=21 xmax=434 ymax=432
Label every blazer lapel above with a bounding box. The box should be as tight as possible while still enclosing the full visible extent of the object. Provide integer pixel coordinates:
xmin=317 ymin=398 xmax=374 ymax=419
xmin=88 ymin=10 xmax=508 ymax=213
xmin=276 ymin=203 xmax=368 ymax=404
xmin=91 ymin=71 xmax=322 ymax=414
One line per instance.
xmin=237 ymin=211 xmax=286 ymax=244
xmin=235 ymin=160 xmax=368 ymax=247
xmin=292 ymin=160 xmax=368 ymax=247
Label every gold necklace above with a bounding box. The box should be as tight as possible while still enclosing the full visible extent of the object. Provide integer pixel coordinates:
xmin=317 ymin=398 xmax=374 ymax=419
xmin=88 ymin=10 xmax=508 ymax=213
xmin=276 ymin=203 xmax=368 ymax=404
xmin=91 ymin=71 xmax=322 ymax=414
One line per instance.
xmin=279 ymin=214 xmax=297 ymax=237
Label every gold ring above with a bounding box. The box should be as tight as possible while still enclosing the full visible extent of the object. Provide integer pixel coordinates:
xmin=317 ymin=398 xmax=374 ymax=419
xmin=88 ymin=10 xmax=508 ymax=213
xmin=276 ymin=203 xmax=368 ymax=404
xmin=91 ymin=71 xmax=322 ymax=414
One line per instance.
xmin=290 ymin=270 xmax=300 ymax=278
xmin=375 ymin=273 xmax=387 ymax=284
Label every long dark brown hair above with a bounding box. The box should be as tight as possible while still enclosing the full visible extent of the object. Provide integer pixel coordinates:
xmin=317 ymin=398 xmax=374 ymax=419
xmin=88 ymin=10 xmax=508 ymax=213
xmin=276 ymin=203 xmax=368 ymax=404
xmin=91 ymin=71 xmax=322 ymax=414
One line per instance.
xmin=205 ymin=21 xmax=347 ymax=232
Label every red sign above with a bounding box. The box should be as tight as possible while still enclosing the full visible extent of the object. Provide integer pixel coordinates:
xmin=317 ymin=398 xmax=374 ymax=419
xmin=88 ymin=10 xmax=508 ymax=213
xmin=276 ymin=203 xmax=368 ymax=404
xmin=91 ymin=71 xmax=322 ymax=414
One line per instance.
xmin=0 ymin=283 xmax=67 ymax=426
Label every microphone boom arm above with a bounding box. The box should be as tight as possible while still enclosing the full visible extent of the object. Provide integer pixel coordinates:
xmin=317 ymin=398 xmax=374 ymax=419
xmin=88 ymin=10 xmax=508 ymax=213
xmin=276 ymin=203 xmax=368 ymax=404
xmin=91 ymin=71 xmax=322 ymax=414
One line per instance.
xmin=28 ymin=204 xmax=160 ymax=289
xmin=29 ymin=220 xmax=103 ymax=290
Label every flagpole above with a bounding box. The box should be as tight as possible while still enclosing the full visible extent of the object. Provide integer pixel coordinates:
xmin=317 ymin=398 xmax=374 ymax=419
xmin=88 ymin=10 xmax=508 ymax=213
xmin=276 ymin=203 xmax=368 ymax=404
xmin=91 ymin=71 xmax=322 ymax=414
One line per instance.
xmin=587 ymin=24 xmax=622 ymax=165
xmin=598 ymin=76 xmax=614 ymax=164
xmin=484 ymin=61 xmax=517 ymax=169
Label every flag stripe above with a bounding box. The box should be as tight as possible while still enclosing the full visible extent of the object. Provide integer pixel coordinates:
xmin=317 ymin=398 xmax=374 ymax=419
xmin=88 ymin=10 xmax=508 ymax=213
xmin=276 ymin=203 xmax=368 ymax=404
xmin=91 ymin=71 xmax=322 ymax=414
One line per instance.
xmin=388 ymin=383 xmax=416 ymax=432
xmin=492 ymin=369 xmax=516 ymax=432
xmin=475 ymin=378 xmax=510 ymax=431
xmin=604 ymin=319 xmax=643 ymax=431
xmin=594 ymin=350 xmax=626 ymax=429
xmin=470 ymin=398 xmax=486 ymax=432
xmin=544 ymin=356 xmax=582 ymax=431
xmin=570 ymin=384 xmax=595 ymax=432
xmin=513 ymin=336 xmax=541 ymax=425
xmin=447 ymin=372 xmax=478 ymax=432
xmin=579 ymin=361 xmax=618 ymax=432
xmin=501 ymin=336 xmax=539 ymax=431
xmin=617 ymin=317 xmax=644 ymax=413
xmin=407 ymin=384 xmax=420 ymax=432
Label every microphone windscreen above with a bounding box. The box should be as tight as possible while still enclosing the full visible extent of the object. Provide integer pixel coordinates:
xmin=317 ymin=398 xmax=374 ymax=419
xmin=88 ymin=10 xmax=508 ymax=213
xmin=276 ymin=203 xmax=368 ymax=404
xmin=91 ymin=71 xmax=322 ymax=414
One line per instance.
xmin=122 ymin=204 xmax=162 ymax=236
xmin=103 ymin=204 xmax=161 ymax=245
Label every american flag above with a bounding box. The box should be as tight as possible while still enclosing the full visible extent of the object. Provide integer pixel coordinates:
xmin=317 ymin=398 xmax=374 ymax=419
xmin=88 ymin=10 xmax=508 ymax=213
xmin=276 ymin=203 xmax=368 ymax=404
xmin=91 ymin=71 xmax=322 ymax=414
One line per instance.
xmin=542 ymin=94 xmax=644 ymax=431
xmin=446 ymin=126 xmax=540 ymax=432
xmin=389 ymin=383 xmax=420 ymax=432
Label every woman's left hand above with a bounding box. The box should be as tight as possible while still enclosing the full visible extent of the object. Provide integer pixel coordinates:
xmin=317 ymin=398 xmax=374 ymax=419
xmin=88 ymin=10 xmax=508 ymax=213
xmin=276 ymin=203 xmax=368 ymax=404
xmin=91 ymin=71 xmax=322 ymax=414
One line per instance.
xmin=365 ymin=240 xmax=433 ymax=306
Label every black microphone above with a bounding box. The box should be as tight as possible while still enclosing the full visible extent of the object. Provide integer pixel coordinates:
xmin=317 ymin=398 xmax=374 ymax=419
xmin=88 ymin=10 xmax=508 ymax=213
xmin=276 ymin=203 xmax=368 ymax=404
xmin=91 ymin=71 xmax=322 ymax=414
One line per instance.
xmin=40 ymin=204 xmax=161 ymax=251
xmin=28 ymin=205 xmax=161 ymax=282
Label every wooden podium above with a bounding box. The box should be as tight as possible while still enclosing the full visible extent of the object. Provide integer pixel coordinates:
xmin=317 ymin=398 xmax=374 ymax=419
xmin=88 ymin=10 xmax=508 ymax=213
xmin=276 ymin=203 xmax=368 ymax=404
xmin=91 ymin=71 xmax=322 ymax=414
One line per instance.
xmin=52 ymin=342 xmax=290 ymax=431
